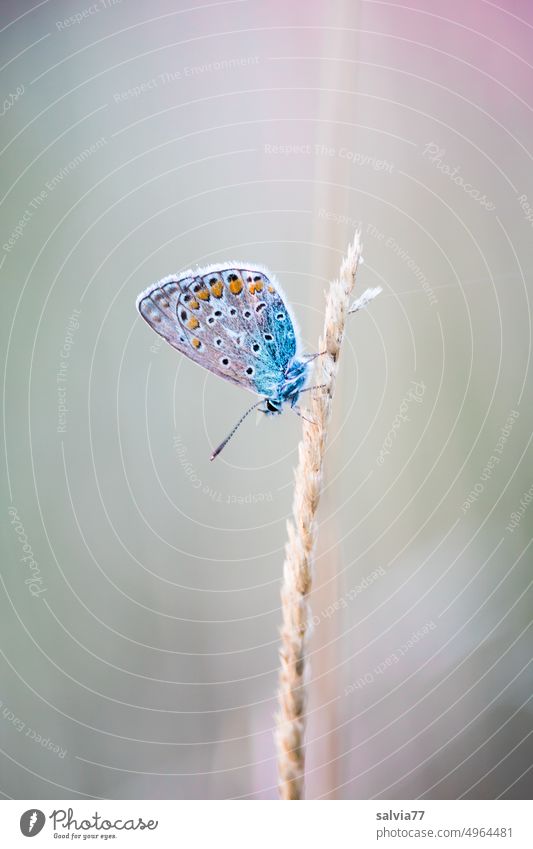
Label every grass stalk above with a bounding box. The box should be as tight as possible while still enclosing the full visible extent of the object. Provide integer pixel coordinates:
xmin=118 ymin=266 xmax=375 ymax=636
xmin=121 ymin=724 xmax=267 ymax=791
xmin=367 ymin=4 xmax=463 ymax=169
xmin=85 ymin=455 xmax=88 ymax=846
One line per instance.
xmin=275 ymin=231 xmax=362 ymax=800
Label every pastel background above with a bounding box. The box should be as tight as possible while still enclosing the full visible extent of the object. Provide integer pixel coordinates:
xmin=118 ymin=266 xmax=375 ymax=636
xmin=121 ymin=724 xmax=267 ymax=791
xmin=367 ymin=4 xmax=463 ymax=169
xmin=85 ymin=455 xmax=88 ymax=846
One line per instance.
xmin=0 ymin=0 xmax=532 ymax=800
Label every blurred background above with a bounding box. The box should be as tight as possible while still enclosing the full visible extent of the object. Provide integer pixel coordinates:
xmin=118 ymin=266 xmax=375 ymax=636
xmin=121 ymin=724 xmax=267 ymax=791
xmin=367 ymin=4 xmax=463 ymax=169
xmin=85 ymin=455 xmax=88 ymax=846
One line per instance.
xmin=0 ymin=0 xmax=532 ymax=800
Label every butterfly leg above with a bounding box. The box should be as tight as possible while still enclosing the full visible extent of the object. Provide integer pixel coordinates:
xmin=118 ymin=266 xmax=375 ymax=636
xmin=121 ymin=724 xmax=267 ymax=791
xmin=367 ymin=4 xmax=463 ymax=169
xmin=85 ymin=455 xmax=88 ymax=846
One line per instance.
xmin=299 ymin=383 xmax=328 ymax=395
xmin=291 ymin=405 xmax=317 ymax=426
xmin=303 ymin=350 xmax=327 ymax=364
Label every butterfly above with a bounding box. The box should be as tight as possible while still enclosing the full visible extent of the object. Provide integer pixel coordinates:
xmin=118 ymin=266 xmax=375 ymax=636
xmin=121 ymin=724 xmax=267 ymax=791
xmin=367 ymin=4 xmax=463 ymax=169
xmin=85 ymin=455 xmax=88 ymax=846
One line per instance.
xmin=136 ymin=263 xmax=318 ymax=459
xmin=136 ymin=262 xmax=381 ymax=459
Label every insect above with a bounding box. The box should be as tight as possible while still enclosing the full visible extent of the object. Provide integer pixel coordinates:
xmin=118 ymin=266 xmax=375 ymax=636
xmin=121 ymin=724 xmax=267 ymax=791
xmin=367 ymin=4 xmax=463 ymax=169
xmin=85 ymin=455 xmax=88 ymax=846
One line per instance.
xmin=136 ymin=263 xmax=317 ymax=459
xmin=137 ymin=263 xmax=381 ymax=459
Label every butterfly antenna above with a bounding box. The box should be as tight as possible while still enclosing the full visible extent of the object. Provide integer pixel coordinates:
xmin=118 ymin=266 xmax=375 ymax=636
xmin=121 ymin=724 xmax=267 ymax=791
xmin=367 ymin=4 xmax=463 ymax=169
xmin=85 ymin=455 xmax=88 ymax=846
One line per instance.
xmin=210 ymin=400 xmax=265 ymax=461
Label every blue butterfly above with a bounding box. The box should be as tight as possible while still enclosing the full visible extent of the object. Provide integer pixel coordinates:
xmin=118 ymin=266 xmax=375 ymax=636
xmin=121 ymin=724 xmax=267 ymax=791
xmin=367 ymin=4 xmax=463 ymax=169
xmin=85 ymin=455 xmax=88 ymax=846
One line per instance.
xmin=137 ymin=263 xmax=380 ymax=459
xmin=136 ymin=263 xmax=316 ymax=459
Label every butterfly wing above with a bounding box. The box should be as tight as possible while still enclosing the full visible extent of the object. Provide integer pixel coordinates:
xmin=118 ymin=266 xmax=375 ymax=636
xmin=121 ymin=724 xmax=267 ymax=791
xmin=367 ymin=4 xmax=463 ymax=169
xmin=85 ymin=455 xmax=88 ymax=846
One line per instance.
xmin=137 ymin=264 xmax=301 ymax=399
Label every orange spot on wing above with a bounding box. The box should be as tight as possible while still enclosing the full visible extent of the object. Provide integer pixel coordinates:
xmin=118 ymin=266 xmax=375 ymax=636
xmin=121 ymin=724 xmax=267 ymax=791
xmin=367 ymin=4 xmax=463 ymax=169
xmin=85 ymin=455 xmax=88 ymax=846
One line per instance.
xmin=229 ymin=278 xmax=243 ymax=294
xmin=268 ymin=285 xmax=275 ymax=293
xmin=249 ymin=281 xmax=264 ymax=294
xmin=210 ymin=281 xmax=223 ymax=298
xmin=187 ymin=317 xmax=199 ymax=330
xmin=192 ymin=338 xmax=201 ymax=349
xmin=189 ymin=299 xmax=200 ymax=309
xmin=197 ymin=288 xmax=210 ymax=300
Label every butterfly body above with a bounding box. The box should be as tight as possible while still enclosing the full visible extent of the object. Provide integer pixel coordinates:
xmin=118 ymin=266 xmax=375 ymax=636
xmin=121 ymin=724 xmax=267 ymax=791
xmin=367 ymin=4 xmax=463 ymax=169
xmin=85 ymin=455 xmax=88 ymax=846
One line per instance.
xmin=260 ymin=356 xmax=310 ymax=413
xmin=136 ymin=263 xmax=310 ymax=422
